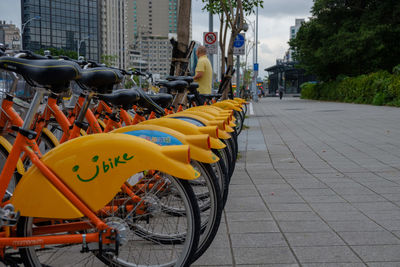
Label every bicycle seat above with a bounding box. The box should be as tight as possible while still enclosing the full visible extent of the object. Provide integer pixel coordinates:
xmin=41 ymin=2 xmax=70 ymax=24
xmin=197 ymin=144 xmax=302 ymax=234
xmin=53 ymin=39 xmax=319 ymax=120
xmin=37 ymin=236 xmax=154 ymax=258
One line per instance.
xmin=148 ymin=93 xmax=173 ymax=109
xmin=78 ymin=67 xmax=123 ymax=94
xmin=201 ymin=93 xmax=222 ymax=100
xmin=158 ymin=80 xmax=188 ymax=93
xmin=98 ymin=89 xmax=140 ymax=109
xmin=187 ymin=94 xmax=196 ymax=103
xmin=0 ymin=56 xmax=81 ymax=93
xmin=166 ymin=76 xmax=194 ymax=84
xmin=133 ymin=88 xmax=166 ymax=115
xmin=188 ymin=82 xmax=199 ymax=93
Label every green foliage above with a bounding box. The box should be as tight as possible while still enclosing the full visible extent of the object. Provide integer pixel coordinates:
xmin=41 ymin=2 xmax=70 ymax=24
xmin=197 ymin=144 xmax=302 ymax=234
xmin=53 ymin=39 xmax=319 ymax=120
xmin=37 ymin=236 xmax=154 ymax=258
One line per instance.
xmin=290 ymin=0 xmax=400 ymax=81
xmin=201 ymin=0 xmax=263 ymax=15
xmin=36 ymin=47 xmax=77 ymax=59
xmin=101 ymin=54 xmax=119 ymax=67
xmin=301 ymin=70 xmax=400 ymax=107
xmin=300 ymin=82 xmax=318 ymax=99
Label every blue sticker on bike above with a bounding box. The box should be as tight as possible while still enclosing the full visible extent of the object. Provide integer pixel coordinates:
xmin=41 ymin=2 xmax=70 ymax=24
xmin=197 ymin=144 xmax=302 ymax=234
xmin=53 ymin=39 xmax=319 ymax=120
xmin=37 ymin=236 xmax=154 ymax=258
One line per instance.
xmin=123 ymin=130 xmax=183 ymax=146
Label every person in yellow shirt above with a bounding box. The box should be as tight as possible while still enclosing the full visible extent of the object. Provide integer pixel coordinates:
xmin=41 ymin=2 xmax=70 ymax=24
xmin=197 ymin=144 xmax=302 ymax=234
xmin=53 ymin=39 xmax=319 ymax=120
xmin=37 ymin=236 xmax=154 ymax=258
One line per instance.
xmin=193 ymin=46 xmax=213 ymax=94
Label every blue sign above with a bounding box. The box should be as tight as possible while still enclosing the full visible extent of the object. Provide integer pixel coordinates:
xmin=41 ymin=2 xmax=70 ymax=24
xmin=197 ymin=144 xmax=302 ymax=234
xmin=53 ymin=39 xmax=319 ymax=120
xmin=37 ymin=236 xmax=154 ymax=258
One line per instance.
xmin=123 ymin=130 xmax=183 ymax=146
xmin=233 ymin=34 xmax=245 ymax=48
xmin=253 ymin=63 xmax=259 ymax=71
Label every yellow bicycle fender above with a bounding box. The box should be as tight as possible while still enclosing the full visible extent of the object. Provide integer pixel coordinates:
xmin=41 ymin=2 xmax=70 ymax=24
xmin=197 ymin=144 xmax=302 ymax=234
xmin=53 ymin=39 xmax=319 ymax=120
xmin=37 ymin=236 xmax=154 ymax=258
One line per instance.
xmin=139 ymin=118 xmax=226 ymax=149
xmin=11 ymin=133 xmax=198 ymax=219
xmin=213 ymin=101 xmax=242 ymax=112
xmin=186 ymin=107 xmax=235 ymax=126
xmin=97 ymin=119 xmax=106 ymax=129
xmin=179 ymin=111 xmax=232 ymax=132
xmin=111 ymin=125 xmax=219 ymax=164
xmin=0 ymin=136 xmax=25 ymax=175
xmin=42 ymin=128 xmax=60 ymax=147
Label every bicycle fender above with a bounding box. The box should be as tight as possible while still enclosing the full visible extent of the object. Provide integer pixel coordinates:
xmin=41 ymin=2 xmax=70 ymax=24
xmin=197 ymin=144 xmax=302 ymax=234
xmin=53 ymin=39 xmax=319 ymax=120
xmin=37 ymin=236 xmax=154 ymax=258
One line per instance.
xmin=111 ymin=125 xmax=219 ymax=164
xmin=186 ymin=107 xmax=235 ymax=126
xmin=213 ymin=101 xmax=242 ymax=112
xmin=167 ymin=113 xmax=233 ymax=137
xmin=139 ymin=118 xmax=226 ymax=149
xmin=42 ymin=128 xmax=60 ymax=147
xmin=11 ymin=133 xmax=198 ymax=219
xmin=0 ymin=136 xmax=25 ymax=175
xmin=179 ymin=111 xmax=234 ymax=133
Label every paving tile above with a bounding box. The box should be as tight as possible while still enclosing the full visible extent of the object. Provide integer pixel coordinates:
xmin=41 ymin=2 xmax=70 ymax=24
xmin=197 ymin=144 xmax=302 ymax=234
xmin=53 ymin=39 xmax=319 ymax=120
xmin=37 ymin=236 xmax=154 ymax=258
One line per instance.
xmin=194 ymin=247 xmax=233 ymax=265
xmin=317 ymin=211 xmax=369 ymax=221
xmin=233 ymin=247 xmax=297 ymax=265
xmin=228 ymin=221 xmax=279 ymax=234
xmin=285 ymin=232 xmax=345 ymax=246
xmin=338 ymin=231 xmax=400 ymax=245
xmin=268 ymin=203 xmax=312 ymax=212
xmin=231 ymin=233 xmax=286 ymax=247
xmin=225 ymin=196 xmax=268 ymax=212
xmin=292 ymin=246 xmax=361 ymax=263
xmin=351 ymin=245 xmax=400 ymax=262
xmin=226 ymin=211 xmax=273 ymax=222
xmin=340 ymin=194 xmax=387 ymax=203
xmin=310 ymin=202 xmax=358 ymax=212
xmin=273 ymin=211 xmax=322 ymax=222
xmin=279 ymin=220 xmax=331 ymax=233
xmin=328 ymin=220 xmax=385 ymax=232
xmin=302 ymin=264 xmax=366 ymax=267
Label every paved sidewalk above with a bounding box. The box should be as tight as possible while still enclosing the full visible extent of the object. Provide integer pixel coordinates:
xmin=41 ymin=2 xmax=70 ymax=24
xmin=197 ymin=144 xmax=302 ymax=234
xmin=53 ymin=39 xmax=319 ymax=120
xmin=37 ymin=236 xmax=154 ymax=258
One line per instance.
xmin=194 ymin=97 xmax=400 ymax=267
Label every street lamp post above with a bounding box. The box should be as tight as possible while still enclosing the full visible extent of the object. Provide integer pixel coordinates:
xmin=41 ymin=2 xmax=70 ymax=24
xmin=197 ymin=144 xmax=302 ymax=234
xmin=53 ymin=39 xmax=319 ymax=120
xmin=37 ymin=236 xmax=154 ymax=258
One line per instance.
xmin=21 ymin=15 xmax=41 ymax=50
xmin=77 ymin=35 xmax=90 ymax=59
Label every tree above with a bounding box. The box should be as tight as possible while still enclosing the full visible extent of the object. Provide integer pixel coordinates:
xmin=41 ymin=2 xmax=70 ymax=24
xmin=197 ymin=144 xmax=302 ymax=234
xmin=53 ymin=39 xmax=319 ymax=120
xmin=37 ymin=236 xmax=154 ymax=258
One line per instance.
xmin=202 ymin=0 xmax=263 ymax=98
xmin=101 ymin=54 xmax=119 ymax=67
xmin=290 ymin=0 xmax=400 ymax=81
xmin=36 ymin=47 xmax=77 ymax=59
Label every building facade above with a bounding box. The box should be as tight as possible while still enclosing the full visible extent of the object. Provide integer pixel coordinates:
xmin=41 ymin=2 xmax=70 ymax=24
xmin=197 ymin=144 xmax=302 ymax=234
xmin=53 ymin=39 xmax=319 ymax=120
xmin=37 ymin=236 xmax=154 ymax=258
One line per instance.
xmin=290 ymin=18 xmax=304 ymax=40
xmin=126 ymin=0 xmax=180 ymax=78
xmin=21 ymin=0 xmax=101 ymax=61
xmin=100 ymin=0 xmax=128 ymax=68
xmin=0 ymin=21 xmax=21 ymax=50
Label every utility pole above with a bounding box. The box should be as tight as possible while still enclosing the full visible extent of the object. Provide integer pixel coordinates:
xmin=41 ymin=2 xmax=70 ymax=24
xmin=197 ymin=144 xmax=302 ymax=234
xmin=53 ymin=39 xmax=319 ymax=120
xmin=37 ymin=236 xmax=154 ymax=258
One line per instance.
xmin=209 ymin=12 xmax=214 ymax=89
xmin=252 ymin=6 xmax=259 ymax=102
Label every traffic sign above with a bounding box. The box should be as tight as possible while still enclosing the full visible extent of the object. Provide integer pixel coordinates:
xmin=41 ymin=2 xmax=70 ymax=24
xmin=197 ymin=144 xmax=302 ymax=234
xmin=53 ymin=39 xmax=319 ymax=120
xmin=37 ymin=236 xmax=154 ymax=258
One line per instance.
xmin=203 ymin=32 xmax=218 ymax=55
xmin=233 ymin=33 xmax=245 ymax=55
xmin=253 ymin=63 xmax=259 ymax=71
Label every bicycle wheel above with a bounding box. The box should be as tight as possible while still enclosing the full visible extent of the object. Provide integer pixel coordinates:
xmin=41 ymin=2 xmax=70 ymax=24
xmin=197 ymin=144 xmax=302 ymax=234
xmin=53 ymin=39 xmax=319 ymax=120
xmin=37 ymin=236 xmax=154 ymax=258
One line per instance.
xmin=155 ymin=161 xmax=223 ymax=262
xmin=18 ymin=174 xmax=201 ymax=267
xmin=189 ymin=161 xmax=222 ymax=262
xmin=234 ymin=110 xmax=244 ymax=135
xmin=211 ymin=149 xmax=229 ymax=207
xmin=222 ymin=138 xmax=235 ymax=179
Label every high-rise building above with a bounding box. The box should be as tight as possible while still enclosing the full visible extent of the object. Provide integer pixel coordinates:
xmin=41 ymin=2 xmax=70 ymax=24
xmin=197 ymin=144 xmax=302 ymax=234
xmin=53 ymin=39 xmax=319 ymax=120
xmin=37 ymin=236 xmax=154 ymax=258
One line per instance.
xmin=100 ymin=0 xmax=128 ymax=68
xmin=290 ymin=18 xmax=304 ymax=40
xmin=125 ymin=0 xmax=181 ymax=77
xmin=21 ymin=0 xmax=101 ymax=61
xmin=288 ymin=18 xmax=304 ymax=61
xmin=0 ymin=21 xmax=21 ymax=50
xmin=131 ymin=0 xmax=178 ymax=37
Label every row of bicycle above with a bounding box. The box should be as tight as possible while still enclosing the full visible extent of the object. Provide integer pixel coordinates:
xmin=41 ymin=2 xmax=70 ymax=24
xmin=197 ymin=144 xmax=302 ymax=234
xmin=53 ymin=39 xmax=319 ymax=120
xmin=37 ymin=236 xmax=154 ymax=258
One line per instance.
xmin=0 ymin=49 xmax=247 ymax=266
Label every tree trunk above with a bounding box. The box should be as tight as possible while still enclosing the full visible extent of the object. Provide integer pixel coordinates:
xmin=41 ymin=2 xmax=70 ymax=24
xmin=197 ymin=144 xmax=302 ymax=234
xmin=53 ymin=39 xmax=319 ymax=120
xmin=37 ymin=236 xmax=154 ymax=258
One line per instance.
xmin=171 ymin=0 xmax=191 ymax=107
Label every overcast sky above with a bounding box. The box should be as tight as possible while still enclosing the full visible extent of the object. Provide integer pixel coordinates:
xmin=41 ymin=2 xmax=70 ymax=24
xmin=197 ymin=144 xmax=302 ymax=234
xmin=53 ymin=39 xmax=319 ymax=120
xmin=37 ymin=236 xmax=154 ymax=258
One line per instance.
xmin=0 ymin=0 xmax=314 ymax=77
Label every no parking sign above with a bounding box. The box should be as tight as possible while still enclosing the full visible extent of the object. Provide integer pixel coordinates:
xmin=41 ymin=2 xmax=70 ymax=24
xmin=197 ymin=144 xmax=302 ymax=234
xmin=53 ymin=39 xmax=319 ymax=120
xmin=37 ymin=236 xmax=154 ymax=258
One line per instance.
xmin=203 ymin=32 xmax=218 ymax=54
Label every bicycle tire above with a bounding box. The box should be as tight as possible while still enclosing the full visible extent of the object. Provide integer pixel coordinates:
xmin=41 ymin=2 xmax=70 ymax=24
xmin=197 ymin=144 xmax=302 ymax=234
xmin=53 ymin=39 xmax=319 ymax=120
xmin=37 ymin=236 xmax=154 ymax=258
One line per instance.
xmin=18 ymin=174 xmax=201 ymax=267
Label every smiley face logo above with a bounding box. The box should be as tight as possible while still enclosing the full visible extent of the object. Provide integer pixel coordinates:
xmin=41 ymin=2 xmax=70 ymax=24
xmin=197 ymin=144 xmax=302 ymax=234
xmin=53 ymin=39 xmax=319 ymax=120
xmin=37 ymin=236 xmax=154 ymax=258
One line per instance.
xmin=72 ymin=153 xmax=134 ymax=182
xmin=72 ymin=155 xmax=100 ymax=182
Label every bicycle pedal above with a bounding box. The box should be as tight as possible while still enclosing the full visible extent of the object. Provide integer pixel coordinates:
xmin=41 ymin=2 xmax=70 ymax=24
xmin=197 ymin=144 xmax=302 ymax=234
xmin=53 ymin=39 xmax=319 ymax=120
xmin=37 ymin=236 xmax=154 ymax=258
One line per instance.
xmin=0 ymin=204 xmax=19 ymax=227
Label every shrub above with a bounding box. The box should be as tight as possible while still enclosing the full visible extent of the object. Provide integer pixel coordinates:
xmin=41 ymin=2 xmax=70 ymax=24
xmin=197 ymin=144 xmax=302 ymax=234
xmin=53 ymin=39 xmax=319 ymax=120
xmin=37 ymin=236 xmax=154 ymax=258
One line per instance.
xmin=301 ymin=68 xmax=400 ymax=107
xmin=300 ymin=82 xmax=318 ymax=99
